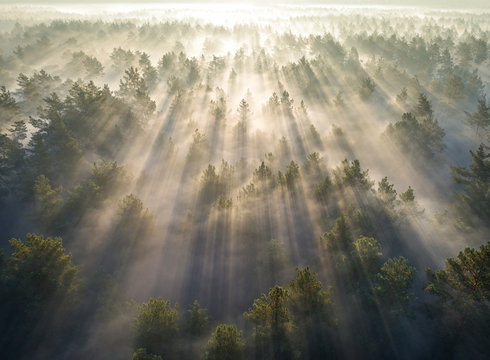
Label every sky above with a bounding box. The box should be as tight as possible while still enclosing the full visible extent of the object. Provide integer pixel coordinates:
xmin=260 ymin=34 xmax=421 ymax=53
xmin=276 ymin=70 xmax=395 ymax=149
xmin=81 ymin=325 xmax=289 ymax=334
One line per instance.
xmin=0 ymin=0 xmax=488 ymax=10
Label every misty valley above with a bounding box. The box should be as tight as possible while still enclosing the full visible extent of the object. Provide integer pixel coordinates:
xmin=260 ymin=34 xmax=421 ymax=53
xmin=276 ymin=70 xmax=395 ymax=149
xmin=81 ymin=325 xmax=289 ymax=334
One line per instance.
xmin=0 ymin=3 xmax=489 ymax=360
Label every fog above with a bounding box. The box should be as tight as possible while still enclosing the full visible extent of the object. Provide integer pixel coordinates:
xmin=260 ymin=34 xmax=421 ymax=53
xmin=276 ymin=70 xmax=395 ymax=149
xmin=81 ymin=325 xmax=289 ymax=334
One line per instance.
xmin=0 ymin=3 xmax=488 ymax=360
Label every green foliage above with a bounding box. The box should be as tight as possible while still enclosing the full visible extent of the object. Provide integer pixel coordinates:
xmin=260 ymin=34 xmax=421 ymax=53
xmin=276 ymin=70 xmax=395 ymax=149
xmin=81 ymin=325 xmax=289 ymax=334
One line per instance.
xmin=205 ymin=324 xmax=244 ymax=360
xmin=464 ymin=95 xmax=489 ymax=137
xmin=69 ymin=51 xmax=104 ymax=77
xmin=239 ymin=182 xmax=257 ymax=199
xmin=399 ymin=186 xmax=415 ymax=202
xmin=338 ymin=159 xmax=374 ymax=190
xmin=28 ymin=132 xmax=52 ymax=178
xmin=134 ymin=297 xmax=179 ymax=358
xmin=16 ymin=70 xmax=63 ymax=113
xmin=261 ymin=240 xmax=289 ymax=288
xmin=183 ymin=300 xmax=211 ymax=338
xmin=210 ymin=89 xmax=228 ymax=123
xmin=44 ymin=115 xmax=84 ymax=175
xmin=8 ymin=120 xmax=27 ymax=145
xmin=117 ymin=194 xmax=154 ymax=239
xmin=139 ymin=53 xmax=158 ymax=90
xmin=289 ymin=267 xmax=333 ymax=323
xmin=288 ymin=267 xmax=335 ymax=359
xmin=313 ymin=176 xmax=332 ymax=202
xmin=199 ymin=164 xmax=228 ymax=205
xmin=321 ymin=215 xmax=351 ymax=253
xmin=398 ymin=186 xmax=425 ymax=217
xmin=444 ymin=74 xmax=465 ymax=100
xmin=451 ymin=144 xmax=490 ymax=223
xmin=2 ymin=234 xmax=78 ymax=309
xmin=237 ymin=99 xmax=251 ymax=123
xmin=385 ymin=112 xmax=445 ymax=158
xmin=62 ymin=80 xmax=136 ymax=152
xmin=65 ymin=160 xmax=130 ymax=217
xmin=33 ymin=175 xmax=62 ymax=226
xmin=0 ymin=132 xmax=25 ymax=195
xmin=377 ymin=176 xmax=397 ymax=207
xmin=0 ymin=86 xmax=21 ymax=129
xmin=285 ymin=160 xmax=300 ymax=189
xmin=111 ymin=47 xmax=137 ymax=72
xmin=83 ymin=54 xmax=104 ymax=77
xmin=215 ymin=195 xmax=233 ymax=209
xmin=254 ymin=161 xmax=274 ymax=183
xmin=131 ymin=348 xmax=163 ymax=360
xmin=424 ymin=243 xmax=490 ymax=355
xmin=280 ymin=90 xmax=294 ymax=115
xmin=119 ymin=193 xmax=144 ymax=217
xmin=1 ymin=13 xmax=489 ymax=360
xmin=117 ymin=66 xmax=156 ymax=123
xmin=0 ymin=234 xmax=78 ymax=354
xmin=264 ymin=92 xmax=280 ymax=115
xmin=186 ymin=129 xmax=209 ymax=168
xmin=303 ymin=152 xmax=324 ymax=181
xmin=374 ymin=257 xmax=416 ymax=316
xmin=352 ymin=236 xmax=382 ymax=277
xmin=415 ymin=92 xmax=433 ymax=118
xmin=425 ymin=242 xmax=489 ymax=304
xmin=244 ymin=285 xmax=293 ymax=360
xmin=307 ymin=124 xmax=322 ymax=148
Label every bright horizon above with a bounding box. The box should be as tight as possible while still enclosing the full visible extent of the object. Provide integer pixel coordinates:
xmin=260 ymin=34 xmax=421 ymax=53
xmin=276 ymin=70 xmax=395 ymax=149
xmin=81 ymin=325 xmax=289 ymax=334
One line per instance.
xmin=0 ymin=0 xmax=489 ymax=10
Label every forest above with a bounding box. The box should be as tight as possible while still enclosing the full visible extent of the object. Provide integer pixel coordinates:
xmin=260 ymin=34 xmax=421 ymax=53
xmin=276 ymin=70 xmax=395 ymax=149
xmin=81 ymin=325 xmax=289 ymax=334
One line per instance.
xmin=0 ymin=3 xmax=489 ymax=360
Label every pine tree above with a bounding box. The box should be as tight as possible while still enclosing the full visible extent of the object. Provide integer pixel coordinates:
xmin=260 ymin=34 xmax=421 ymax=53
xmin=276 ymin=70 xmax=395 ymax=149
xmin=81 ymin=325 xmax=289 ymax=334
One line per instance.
xmin=465 ymin=95 xmax=489 ymax=137
xmin=451 ymin=144 xmax=490 ymax=222
xmin=205 ymin=325 xmax=244 ymax=360
xmin=416 ymin=92 xmax=433 ymax=118
xmin=244 ymin=285 xmax=293 ymax=360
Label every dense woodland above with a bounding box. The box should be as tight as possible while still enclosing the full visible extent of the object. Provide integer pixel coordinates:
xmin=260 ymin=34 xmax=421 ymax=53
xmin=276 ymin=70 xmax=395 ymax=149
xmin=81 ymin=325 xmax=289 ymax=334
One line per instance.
xmin=0 ymin=4 xmax=489 ymax=360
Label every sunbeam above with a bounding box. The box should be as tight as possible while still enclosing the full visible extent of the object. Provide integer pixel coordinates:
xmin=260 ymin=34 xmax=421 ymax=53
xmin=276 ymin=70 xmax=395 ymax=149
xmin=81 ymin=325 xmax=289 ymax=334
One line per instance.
xmin=0 ymin=2 xmax=489 ymax=360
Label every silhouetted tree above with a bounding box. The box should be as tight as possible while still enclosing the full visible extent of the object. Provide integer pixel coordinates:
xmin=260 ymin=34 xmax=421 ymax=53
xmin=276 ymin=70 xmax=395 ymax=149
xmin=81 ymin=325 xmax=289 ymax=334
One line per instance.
xmin=288 ymin=267 xmax=335 ymax=359
xmin=424 ymin=242 xmax=490 ymax=358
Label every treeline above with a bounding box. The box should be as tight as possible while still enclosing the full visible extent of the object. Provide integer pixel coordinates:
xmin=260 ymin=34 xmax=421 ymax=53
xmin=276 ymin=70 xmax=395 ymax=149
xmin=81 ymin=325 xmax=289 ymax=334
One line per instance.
xmin=0 ymin=9 xmax=489 ymax=360
xmin=0 ymin=15 xmax=488 ymax=107
xmin=0 ymin=233 xmax=488 ymax=359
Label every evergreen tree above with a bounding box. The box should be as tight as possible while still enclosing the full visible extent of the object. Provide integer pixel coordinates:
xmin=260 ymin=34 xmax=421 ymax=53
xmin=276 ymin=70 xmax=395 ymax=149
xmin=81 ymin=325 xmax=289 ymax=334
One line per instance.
xmin=385 ymin=112 xmax=445 ymax=158
xmin=451 ymin=144 xmax=490 ymax=223
xmin=183 ymin=300 xmax=211 ymax=338
xmin=244 ymin=285 xmax=293 ymax=360
xmin=205 ymin=324 xmax=244 ymax=360
xmin=131 ymin=348 xmax=163 ymax=360
xmin=416 ymin=92 xmax=433 ymax=118
xmin=134 ymin=297 xmax=179 ymax=359
xmin=424 ymin=242 xmax=490 ymax=358
xmin=465 ymin=95 xmax=489 ymax=137
xmin=33 ymin=175 xmax=62 ymax=228
xmin=0 ymin=86 xmax=21 ymax=129
xmin=374 ymin=257 xmax=416 ymax=317
xmin=321 ymin=215 xmax=351 ymax=253
xmin=288 ymin=267 xmax=335 ymax=359
xmin=352 ymin=236 xmax=382 ymax=278
xmin=0 ymin=234 xmax=78 ymax=355
xmin=377 ymin=176 xmax=397 ymax=208
xmin=339 ymin=159 xmax=374 ymax=190
xmin=118 ymin=66 xmax=156 ymax=123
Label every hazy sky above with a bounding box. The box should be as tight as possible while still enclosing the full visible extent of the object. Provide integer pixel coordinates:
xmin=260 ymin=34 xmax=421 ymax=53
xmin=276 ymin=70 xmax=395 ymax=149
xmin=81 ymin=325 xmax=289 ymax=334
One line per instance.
xmin=0 ymin=0 xmax=488 ymax=10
